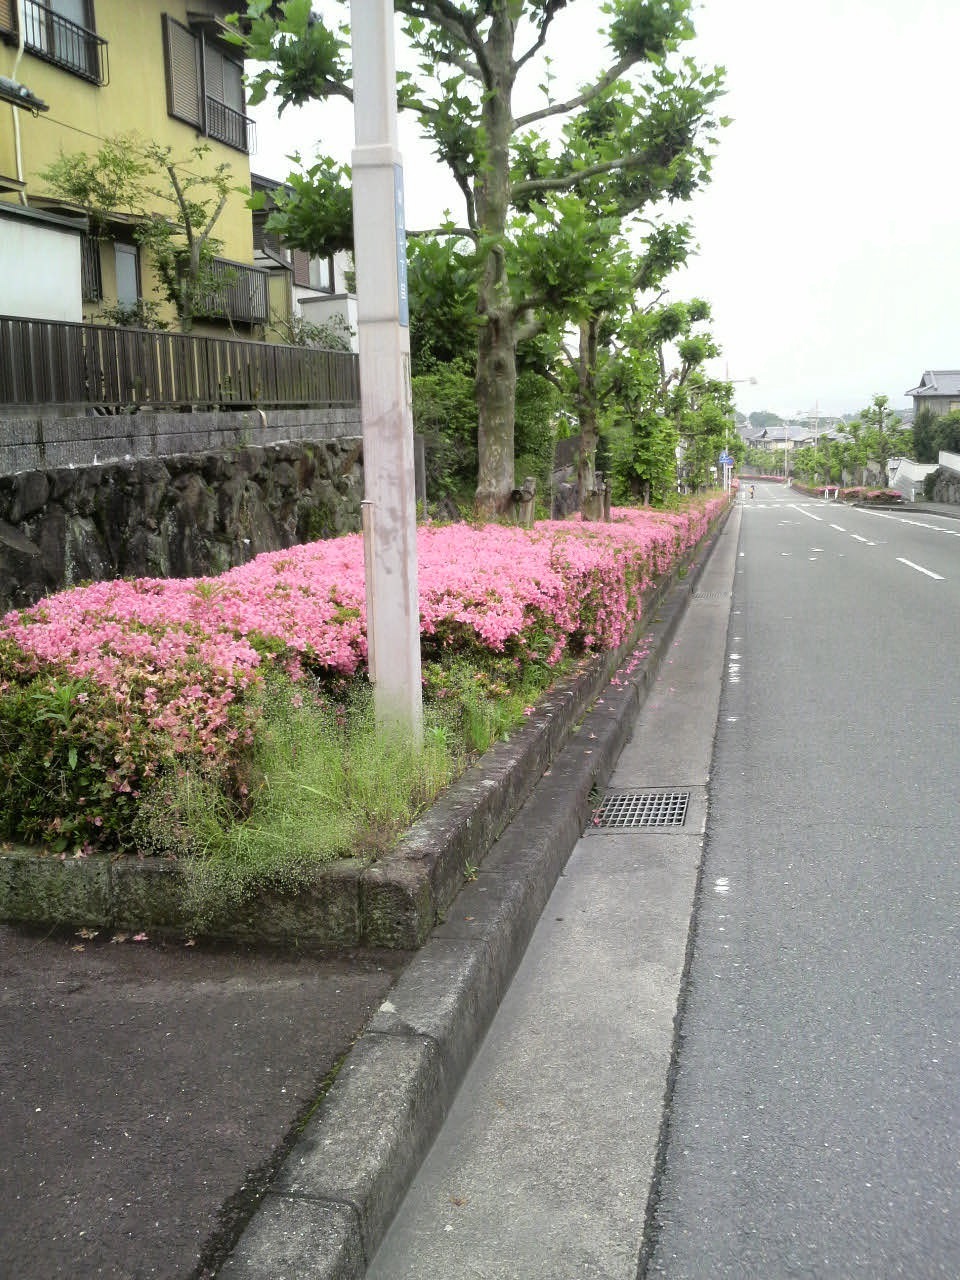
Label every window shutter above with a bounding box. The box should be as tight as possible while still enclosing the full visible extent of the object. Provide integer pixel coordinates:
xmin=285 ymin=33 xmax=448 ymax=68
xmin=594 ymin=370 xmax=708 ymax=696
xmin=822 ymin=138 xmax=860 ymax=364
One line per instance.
xmin=163 ymin=14 xmax=201 ymax=128
xmin=0 ymin=0 xmax=18 ymax=38
xmin=292 ymin=250 xmax=311 ymax=288
xmin=203 ymin=43 xmax=224 ymax=102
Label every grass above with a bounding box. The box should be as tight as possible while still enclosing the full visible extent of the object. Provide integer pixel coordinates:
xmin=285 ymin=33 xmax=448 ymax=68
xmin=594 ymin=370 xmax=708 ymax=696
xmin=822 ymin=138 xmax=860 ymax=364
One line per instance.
xmin=132 ymin=654 xmax=565 ymax=929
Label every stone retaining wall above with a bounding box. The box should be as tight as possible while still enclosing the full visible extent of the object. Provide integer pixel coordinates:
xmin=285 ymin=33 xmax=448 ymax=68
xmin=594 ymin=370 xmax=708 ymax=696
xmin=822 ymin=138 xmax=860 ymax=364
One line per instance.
xmin=927 ymin=463 xmax=960 ymax=506
xmin=0 ymin=438 xmax=364 ymax=611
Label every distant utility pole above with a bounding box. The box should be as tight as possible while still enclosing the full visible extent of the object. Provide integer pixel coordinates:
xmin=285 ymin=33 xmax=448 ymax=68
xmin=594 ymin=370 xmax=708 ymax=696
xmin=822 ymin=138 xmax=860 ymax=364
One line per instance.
xmin=351 ymin=1 xmax=423 ymax=740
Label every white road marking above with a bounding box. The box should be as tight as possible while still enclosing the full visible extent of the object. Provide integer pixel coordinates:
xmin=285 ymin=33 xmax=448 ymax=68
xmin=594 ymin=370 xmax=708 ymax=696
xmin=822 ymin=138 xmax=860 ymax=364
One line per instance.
xmin=896 ymin=557 xmax=944 ymax=580
xmin=830 ymin=523 xmax=846 ymax=532
xmin=864 ymin=510 xmax=960 ymax=538
xmin=791 ymin=505 xmax=823 ymax=521
xmin=851 ymin=534 xmax=875 ymax=545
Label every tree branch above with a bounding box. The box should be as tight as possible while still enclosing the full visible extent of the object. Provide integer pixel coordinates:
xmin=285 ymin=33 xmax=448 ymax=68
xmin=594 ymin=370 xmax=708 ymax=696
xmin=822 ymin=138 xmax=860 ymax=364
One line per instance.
xmin=514 ymin=55 xmax=636 ymax=129
xmin=511 ymin=148 xmax=656 ymax=199
xmin=537 ymin=364 xmax=567 ymax=393
xmin=398 ymin=1 xmax=490 ymax=80
xmin=407 ymin=225 xmax=477 ymax=241
xmin=514 ymin=0 xmax=568 ymax=74
xmin=514 ymin=307 xmax=546 ymax=344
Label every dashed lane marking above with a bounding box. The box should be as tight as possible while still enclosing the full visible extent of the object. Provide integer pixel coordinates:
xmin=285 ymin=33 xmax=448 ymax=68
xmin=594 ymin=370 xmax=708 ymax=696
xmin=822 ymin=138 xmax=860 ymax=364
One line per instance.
xmin=896 ymin=557 xmax=945 ymax=580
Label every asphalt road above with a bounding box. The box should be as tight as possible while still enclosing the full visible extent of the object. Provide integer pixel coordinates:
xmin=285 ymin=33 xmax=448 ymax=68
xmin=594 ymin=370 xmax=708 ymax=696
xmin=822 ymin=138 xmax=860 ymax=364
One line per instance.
xmin=641 ymin=482 xmax=960 ymax=1277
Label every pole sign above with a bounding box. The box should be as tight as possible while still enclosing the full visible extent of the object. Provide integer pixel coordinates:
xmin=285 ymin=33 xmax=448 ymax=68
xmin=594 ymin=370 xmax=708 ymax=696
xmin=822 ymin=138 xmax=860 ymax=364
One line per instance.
xmin=393 ymin=164 xmax=409 ymax=328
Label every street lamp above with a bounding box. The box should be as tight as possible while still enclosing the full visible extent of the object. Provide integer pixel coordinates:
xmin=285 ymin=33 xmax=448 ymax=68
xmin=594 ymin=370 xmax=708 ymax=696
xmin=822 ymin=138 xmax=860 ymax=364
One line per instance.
xmin=724 ymin=371 xmax=757 ymax=490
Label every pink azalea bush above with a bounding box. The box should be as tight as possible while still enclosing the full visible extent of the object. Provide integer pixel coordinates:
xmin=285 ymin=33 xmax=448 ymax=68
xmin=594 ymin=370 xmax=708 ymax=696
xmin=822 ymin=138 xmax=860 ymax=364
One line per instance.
xmin=0 ymin=496 xmax=726 ymax=852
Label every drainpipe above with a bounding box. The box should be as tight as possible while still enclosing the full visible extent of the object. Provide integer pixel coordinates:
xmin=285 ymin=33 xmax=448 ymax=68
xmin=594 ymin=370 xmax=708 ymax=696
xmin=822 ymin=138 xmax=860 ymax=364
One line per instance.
xmin=11 ymin=0 xmax=27 ymax=204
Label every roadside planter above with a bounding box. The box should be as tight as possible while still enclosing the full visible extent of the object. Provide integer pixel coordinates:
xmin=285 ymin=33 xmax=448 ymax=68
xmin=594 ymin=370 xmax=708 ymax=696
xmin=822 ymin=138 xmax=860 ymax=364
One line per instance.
xmin=0 ymin=499 xmax=730 ymax=947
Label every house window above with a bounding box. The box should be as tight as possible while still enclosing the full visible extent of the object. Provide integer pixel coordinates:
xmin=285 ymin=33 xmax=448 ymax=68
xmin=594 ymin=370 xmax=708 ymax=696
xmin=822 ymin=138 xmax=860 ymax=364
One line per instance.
xmin=80 ymin=233 xmax=102 ymax=302
xmin=292 ymin=249 xmax=334 ymax=293
xmin=114 ymin=243 xmax=140 ymax=308
xmin=308 ymin=254 xmax=334 ymax=292
xmin=23 ymin=0 xmax=108 ymax=84
xmin=162 ymin=15 xmax=253 ymax=153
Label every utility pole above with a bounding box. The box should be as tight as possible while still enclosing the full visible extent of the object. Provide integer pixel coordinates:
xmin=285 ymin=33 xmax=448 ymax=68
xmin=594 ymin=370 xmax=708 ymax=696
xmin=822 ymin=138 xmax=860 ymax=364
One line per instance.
xmin=351 ymin=1 xmax=423 ymax=740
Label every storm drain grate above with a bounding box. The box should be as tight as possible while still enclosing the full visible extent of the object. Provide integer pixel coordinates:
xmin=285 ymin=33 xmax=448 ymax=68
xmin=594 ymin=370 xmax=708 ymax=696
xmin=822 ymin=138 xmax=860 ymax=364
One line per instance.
xmin=593 ymin=789 xmax=690 ymax=829
xmin=693 ymin=591 xmax=731 ymax=600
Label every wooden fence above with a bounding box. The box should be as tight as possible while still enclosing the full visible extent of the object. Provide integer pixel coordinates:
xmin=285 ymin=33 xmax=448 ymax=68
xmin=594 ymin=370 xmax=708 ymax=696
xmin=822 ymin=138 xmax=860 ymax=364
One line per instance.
xmin=0 ymin=315 xmax=360 ymax=412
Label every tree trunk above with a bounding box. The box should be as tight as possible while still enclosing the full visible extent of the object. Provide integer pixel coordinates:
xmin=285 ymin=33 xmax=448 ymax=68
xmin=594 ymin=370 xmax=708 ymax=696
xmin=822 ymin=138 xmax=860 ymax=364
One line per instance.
xmin=473 ymin=4 xmax=518 ymax=519
xmin=576 ymin=317 xmax=601 ymax=520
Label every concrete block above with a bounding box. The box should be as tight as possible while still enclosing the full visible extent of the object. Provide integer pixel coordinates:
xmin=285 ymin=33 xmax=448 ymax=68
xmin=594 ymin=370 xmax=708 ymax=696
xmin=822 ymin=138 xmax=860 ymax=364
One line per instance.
xmin=0 ymin=850 xmax=112 ymax=926
xmin=219 ymin=1195 xmax=364 ymax=1280
xmin=229 ymin=860 xmax=365 ymax=948
xmin=109 ymin=856 xmax=185 ymax=930
xmin=273 ymin=1033 xmax=446 ymax=1259
xmin=360 ymin=858 xmax=433 ymax=950
xmin=367 ymin=935 xmax=503 ymax=1089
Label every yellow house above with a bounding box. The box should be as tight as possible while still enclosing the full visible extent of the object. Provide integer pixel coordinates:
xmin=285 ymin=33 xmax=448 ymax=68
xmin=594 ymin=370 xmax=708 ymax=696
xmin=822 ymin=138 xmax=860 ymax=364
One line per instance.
xmin=0 ymin=0 xmax=267 ymax=333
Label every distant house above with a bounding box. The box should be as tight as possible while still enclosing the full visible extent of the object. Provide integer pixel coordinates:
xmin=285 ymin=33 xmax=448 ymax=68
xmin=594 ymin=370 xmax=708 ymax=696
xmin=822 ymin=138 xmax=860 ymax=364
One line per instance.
xmin=1 ymin=0 xmax=267 ymax=333
xmin=745 ymin=423 xmax=815 ymax=453
xmin=905 ymin=371 xmax=960 ymax=418
xmin=252 ymin=172 xmax=358 ymax=352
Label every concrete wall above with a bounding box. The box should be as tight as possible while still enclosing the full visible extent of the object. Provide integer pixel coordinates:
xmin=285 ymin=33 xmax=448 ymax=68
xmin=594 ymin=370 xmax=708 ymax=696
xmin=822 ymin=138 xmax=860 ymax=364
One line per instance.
xmin=888 ymin=458 xmax=938 ymax=502
xmin=0 ymin=406 xmax=362 ymax=476
xmin=923 ymin=451 xmax=960 ymax=506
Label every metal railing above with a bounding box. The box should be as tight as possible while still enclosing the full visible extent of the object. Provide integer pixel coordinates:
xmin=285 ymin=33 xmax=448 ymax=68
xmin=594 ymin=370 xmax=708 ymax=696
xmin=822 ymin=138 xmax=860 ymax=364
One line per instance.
xmin=205 ymin=95 xmax=255 ymax=154
xmin=197 ymin=257 xmax=270 ymax=325
xmin=23 ymin=0 xmax=108 ymax=84
xmin=0 ymin=315 xmax=360 ymax=411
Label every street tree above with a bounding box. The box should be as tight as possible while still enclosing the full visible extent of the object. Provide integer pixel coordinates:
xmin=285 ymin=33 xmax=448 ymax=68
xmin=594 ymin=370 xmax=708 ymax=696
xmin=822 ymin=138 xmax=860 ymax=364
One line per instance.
xmin=856 ymin=394 xmax=913 ymax=486
xmin=511 ymin=68 xmax=722 ymax=514
xmin=235 ymin=0 xmax=725 ymax=514
xmin=604 ymin=297 xmax=721 ymax=503
xmin=41 ymin=136 xmax=241 ymax=332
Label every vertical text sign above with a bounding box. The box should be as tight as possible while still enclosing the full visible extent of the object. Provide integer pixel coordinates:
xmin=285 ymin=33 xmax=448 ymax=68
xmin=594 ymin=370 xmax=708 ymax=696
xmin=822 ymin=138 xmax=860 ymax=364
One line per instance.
xmin=394 ymin=164 xmax=409 ymax=327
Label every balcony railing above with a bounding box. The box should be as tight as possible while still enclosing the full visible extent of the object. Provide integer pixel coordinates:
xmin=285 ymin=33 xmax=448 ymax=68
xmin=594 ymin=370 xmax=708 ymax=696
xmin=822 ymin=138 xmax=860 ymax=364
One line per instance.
xmin=196 ymin=258 xmax=270 ymax=326
xmin=0 ymin=315 xmax=360 ymax=412
xmin=23 ymin=0 xmax=108 ymax=84
xmin=205 ymin=95 xmax=255 ymax=153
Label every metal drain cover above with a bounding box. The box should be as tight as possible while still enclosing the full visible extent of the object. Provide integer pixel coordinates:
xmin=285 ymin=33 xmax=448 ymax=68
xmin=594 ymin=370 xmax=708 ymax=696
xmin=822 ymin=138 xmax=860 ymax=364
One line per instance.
xmin=693 ymin=591 xmax=731 ymax=600
xmin=593 ymin=789 xmax=690 ymax=829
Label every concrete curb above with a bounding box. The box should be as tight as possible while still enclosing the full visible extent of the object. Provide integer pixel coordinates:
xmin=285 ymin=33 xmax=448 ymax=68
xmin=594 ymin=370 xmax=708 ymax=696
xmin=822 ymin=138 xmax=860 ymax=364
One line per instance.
xmin=216 ymin=504 xmax=733 ymax=1279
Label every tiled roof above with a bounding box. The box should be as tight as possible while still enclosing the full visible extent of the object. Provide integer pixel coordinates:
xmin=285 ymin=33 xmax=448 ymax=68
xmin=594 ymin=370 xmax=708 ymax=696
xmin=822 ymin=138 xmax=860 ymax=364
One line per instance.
xmin=905 ymin=370 xmax=960 ymax=397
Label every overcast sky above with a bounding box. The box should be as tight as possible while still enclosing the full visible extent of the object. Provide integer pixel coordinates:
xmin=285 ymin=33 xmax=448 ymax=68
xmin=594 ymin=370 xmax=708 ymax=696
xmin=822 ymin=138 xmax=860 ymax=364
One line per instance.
xmin=250 ymin=0 xmax=960 ymax=421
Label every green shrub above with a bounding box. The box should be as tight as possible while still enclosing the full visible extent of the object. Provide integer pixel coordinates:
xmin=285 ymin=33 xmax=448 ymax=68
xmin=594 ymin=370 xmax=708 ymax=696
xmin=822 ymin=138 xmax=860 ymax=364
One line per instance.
xmin=412 ymin=359 xmax=478 ymax=502
xmin=0 ymin=661 xmax=172 ymax=852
